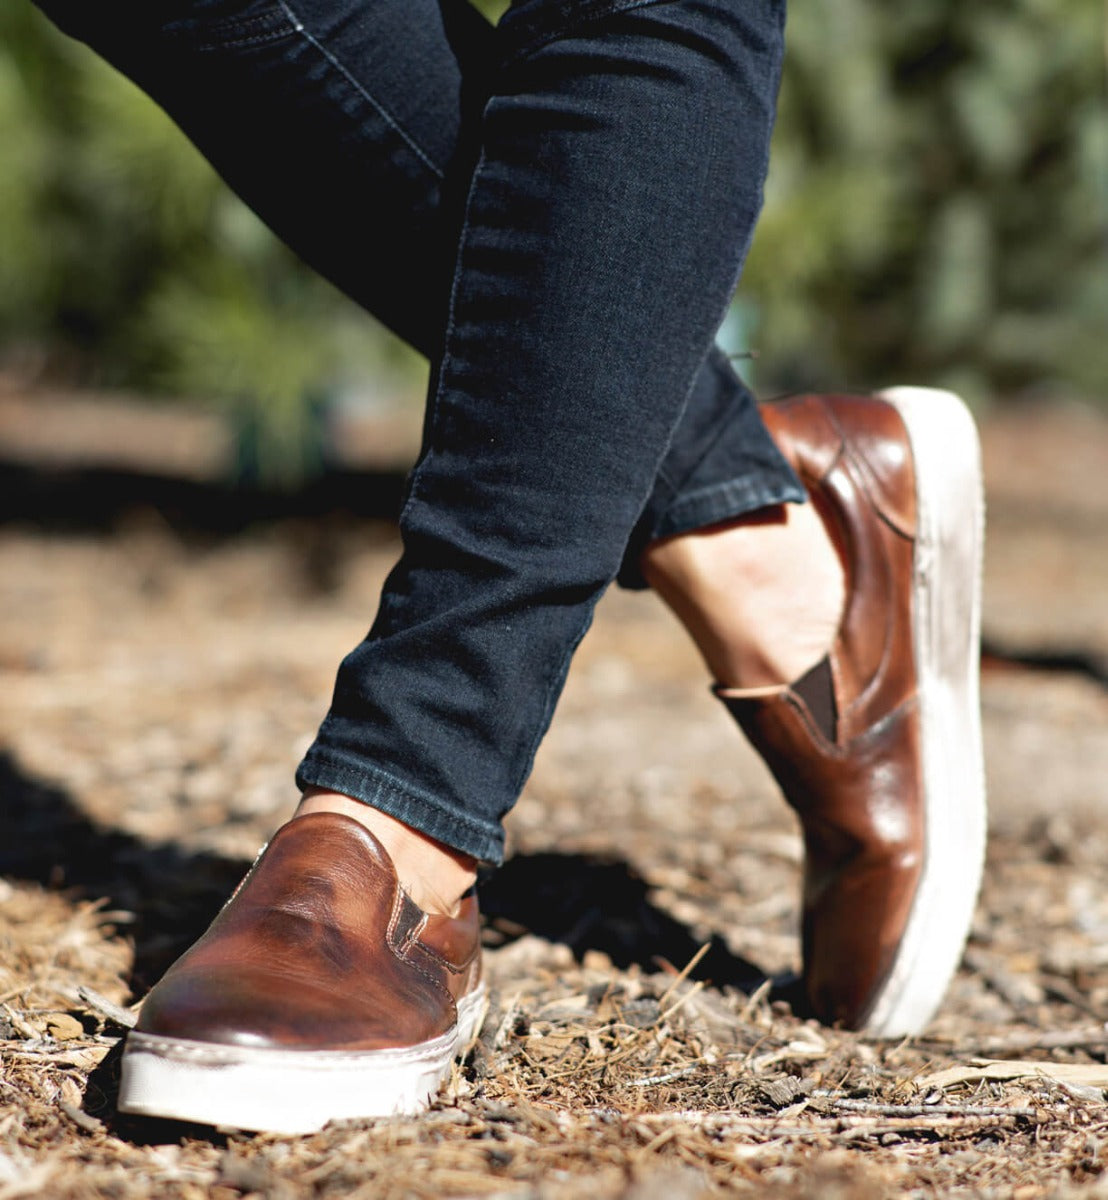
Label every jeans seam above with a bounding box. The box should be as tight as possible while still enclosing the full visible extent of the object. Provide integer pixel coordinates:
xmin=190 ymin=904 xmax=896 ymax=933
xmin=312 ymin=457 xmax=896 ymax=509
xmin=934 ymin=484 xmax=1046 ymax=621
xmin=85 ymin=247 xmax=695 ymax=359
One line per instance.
xmin=407 ymin=140 xmax=491 ymax=505
xmin=206 ymin=30 xmax=290 ymax=48
xmin=512 ymin=601 xmax=598 ymax=797
xmin=166 ymin=10 xmax=292 ymax=49
xmin=276 ymin=0 xmax=446 ymax=182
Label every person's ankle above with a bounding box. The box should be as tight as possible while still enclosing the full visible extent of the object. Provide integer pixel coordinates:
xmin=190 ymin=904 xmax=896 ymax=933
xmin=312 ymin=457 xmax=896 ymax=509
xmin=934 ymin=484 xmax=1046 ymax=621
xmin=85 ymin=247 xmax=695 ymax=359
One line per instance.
xmin=293 ymin=790 xmax=478 ymax=917
xmin=641 ymin=500 xmax=845 ymax=690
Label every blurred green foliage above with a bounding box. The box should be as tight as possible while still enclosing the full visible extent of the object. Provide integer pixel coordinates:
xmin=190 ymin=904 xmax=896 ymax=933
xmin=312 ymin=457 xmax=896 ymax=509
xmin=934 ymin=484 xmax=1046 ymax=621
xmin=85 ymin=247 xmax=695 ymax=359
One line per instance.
xmin=0 ymin=3 xmax=417 ymax=478
xmin=742 ymin=0 xmax=1107 ymax=403
xmin=0 ymin=0 xmax=1104 ymax=477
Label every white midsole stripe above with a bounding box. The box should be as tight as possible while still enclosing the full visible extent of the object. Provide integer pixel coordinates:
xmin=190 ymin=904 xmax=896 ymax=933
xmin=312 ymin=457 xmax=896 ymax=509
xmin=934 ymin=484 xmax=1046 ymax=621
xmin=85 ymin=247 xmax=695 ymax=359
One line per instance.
xmin=864 ymin=387 xmax=987 ymax=1037
xmin=118 ymin=982 xmax=488 ymax=1132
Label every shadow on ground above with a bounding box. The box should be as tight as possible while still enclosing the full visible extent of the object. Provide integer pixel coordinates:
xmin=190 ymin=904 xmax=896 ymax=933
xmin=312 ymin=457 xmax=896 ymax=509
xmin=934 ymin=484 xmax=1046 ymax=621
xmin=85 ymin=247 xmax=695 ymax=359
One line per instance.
xmin=481 ymin=855 xmax=769 ymax=992
xmin=0 ymin=752 xmax=769 ymax=999
xmin=0 ymin=752 xmax=245 ymax=995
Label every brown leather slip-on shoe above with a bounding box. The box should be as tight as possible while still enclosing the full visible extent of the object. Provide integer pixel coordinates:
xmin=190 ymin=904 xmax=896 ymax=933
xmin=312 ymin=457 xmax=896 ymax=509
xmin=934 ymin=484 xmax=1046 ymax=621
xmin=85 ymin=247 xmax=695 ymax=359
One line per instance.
xmin=717 ymin=387 xmax=985 ymax=1037
xmin=118 ymin=812 xmax=486 ymax=1133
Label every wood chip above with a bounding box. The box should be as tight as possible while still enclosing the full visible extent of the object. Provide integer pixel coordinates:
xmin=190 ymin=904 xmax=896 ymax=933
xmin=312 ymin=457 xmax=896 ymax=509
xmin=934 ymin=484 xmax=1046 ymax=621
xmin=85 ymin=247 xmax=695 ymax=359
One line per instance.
xmin=921 ymin=1058 xmax=1108 ymax=1094
xmin=58 ymin=1103 xmax=104 ymax=1136
xmin=42 ymin=1015 xmax=83 ymax=1042
xmin=74 ymin=986 xmax=137 ymax=1031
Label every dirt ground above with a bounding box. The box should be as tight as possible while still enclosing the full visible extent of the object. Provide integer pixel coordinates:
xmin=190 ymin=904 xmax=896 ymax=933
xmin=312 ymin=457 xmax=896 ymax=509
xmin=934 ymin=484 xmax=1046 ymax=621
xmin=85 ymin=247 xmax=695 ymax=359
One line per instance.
xmin=0 ymin=398 xmax=1106 ymax=1198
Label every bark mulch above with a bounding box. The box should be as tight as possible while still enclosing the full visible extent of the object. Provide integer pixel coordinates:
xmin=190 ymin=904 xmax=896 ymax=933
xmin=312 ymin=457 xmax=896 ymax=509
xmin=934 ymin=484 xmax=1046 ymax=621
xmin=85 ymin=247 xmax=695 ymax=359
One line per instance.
xmin=0 ymin=399 xmax=1106 ymax=1198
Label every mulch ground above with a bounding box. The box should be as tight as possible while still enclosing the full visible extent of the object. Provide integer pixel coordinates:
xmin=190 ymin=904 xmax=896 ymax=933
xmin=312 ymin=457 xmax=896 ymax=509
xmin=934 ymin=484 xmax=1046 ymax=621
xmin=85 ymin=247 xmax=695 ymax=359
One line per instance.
xmin=0 ymin=399 xmax=1106 ymax=1198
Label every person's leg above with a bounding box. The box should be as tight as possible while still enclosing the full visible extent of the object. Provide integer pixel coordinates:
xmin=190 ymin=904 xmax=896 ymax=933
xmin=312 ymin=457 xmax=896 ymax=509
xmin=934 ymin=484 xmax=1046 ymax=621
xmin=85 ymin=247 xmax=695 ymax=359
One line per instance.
xmin=292 ymin=0 xmax=792 ymax=872
xmin=34 ymin=0 xmax=802 ymax=890
xmin=42 ymin=0 xmax=794 ymax=1130
xmin=36 ymin=0 xmax=982 ymax=1053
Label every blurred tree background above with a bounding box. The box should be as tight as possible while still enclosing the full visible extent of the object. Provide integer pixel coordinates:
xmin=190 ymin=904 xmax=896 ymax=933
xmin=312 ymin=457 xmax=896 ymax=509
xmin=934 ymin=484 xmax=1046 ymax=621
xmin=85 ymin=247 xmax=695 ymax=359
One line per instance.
xmin=741 ymin=0 xmax=1107 ymax=402
xmin=0 ymin=0 xmax=1104 ymax=479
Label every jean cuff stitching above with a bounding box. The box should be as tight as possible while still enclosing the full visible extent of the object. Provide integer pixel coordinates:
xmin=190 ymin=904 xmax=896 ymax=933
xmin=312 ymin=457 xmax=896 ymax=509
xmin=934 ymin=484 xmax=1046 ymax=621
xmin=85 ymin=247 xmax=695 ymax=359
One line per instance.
xmin=654 ymin=477 xmax=808 ymax=539
xmin=296 ymin=749 xmax=505 ymax=863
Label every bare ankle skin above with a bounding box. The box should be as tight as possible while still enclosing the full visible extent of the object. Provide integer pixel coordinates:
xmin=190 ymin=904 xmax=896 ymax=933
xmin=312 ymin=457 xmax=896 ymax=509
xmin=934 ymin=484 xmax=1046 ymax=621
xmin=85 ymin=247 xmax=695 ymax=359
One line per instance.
xmin=641 ymin=501 xmax=845 ymax=689
xmin=294 ymin=790 xmax=478 ymax=916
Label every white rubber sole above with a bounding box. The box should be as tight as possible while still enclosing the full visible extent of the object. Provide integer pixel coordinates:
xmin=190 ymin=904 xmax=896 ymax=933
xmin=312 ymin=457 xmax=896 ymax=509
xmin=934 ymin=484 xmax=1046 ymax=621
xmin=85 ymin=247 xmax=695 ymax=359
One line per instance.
xmin=118 ymin=983 xmax=488 ymax=1134
xmin=861 ymin=387 xmax=987 ymax=1037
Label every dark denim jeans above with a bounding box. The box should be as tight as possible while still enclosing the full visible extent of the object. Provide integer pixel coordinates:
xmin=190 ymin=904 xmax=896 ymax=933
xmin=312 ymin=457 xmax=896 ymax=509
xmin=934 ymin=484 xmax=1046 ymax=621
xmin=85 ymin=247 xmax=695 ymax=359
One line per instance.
xmin=36 ymin=0 xmax=802 ymax=862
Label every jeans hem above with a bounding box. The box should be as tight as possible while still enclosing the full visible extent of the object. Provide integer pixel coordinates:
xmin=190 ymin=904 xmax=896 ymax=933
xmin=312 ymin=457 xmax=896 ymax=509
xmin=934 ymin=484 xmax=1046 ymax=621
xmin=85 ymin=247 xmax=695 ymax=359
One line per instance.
xmin=617 ymin=475 xmax=808 ymax=590
xmin=657 ymin=476 xmax=808 ymax=538
xmin=295 ymin=749 xmax=507 ymax=865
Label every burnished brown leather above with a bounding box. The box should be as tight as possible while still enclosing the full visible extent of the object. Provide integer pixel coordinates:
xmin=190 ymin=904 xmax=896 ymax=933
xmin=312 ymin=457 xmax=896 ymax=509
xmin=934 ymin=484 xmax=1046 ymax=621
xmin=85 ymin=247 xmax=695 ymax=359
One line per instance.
xmin=719 ymin=394 xmax=925 ymax=1029
xmin=135 ymin=812 xmax=482 ymax=1051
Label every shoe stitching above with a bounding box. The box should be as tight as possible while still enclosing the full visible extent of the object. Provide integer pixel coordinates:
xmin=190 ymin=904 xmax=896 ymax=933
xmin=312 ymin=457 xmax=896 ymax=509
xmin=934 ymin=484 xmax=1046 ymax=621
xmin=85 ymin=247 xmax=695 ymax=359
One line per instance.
xmin=128 ymin=1029 xmax=457 ymax=1066
xmin=395 ymin=945 xmax=461 ymax=1022
xmin=386 ymin=887 xmax=426 ymax=957
xmin=823 ymin=440 xmax=906 ymax=730
xmin=324 ymin=827 xmax=470 ymax=1009
xmin=385 ymin=888 xmax=461 ymax=1019
xmin=800 ymin=456 xmax=851 ymax=741
xmin=410 ymin=933 xmax=480 ymax=974
xmin=781 ymin=396 xmax=920 ymax=745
